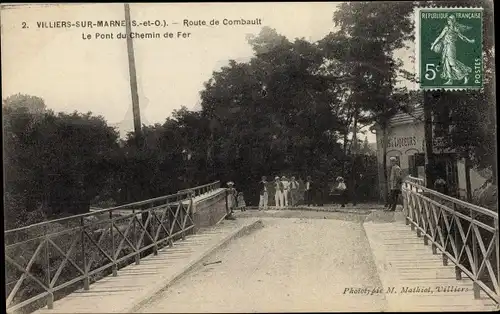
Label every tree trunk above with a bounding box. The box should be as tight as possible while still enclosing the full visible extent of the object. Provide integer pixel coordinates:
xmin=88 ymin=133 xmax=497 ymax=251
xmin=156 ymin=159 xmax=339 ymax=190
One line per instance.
xmin=424 ymin=91 xmax=436 ymax=189
xmin=350 ymin=108 xmax=358 ymax=205
xmin=207 ymin=131 xmax=214 ymax=165
xmin=382 ymin=124 xmax=389 ymax=203
xmin=342 ymin=131 xmax=349 ymax=178
xmin=491 ymin=154 xmax=497 ymax=185
xmin=465 ymin=157 xmax=472 ymax=202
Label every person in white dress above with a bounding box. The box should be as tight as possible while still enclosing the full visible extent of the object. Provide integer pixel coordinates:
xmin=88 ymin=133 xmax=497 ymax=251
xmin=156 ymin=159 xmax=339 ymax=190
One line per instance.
xmin=281 ymin=175 xmax=290 ymax=207
xmin=225 ymin=181 xmax=237 ymax=219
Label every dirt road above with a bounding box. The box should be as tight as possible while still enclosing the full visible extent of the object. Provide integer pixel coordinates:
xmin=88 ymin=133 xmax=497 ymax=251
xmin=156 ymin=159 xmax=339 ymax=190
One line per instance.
xmin=139 ymin=213 xmax=388 ymax=312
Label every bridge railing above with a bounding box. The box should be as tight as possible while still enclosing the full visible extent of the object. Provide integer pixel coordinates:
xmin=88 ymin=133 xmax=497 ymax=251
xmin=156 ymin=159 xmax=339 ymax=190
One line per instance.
xmin=402 ymin=176 xmax=499 ymax=304
xmin=178 ymin=180 xmax=222 ymax=198
xmin=4 ymin=190 xmax=197 ymax=313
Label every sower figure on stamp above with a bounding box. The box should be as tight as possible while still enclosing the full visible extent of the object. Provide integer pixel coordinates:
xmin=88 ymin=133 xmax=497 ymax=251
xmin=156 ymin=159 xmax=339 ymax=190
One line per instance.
xmin=385 ymin=157 xmax=402 ymax=212
xmin=430 ymin=14 xmax=475 ymax=85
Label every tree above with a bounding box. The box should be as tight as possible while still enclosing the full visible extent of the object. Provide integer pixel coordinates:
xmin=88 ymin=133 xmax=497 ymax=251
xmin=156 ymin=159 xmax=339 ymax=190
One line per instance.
xmin=426 ymin=0 xmax=496 ymax=185
xmin=3 ymin=93 xmax=47 ymax=114
xmin=320 ymin=2 xmax=415 ymax=201
xmin=3 ymin=101 xmax=120 ymax=227
xmin=199 ymin=27 xmax=347 ymax=204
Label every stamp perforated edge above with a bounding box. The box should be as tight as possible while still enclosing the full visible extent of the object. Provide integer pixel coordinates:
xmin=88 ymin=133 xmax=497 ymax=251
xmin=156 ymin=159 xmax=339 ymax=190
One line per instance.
xmin=413 ymin=6 xmax=485 ymax=91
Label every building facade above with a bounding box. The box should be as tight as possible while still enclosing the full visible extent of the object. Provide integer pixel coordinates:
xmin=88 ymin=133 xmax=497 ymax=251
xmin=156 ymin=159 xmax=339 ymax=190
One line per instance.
xmin=375 ymin=105 xmax=425 ymax=201
xmin=374 ymin=105 xmax=488 ymax=201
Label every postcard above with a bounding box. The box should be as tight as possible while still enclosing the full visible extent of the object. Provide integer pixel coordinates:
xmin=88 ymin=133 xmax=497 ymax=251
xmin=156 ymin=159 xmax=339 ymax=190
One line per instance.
xmin=2 ymin=2 xmax=497 ymax=313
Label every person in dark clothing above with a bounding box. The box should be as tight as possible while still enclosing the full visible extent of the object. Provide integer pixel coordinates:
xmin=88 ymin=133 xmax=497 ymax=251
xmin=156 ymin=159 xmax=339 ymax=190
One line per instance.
xmin=386 ymin=157 xmax=402 ymax=212
xmin=304 ymin=176 xmax=314 ymax=206
xmin=316 ymin=178 xmax=325 ymax=206
xmin=289 ymin=176 xmax=300 ymax=207
xmin=434 ymin=177 xmax=448 ymax=195
xmin=258 ymin=176 xmax=269 ymax=210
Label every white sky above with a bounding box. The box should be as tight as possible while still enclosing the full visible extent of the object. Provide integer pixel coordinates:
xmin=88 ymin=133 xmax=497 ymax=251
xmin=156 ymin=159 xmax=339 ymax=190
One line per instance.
xmin=1 ymin=3 xmax=414 ymax=142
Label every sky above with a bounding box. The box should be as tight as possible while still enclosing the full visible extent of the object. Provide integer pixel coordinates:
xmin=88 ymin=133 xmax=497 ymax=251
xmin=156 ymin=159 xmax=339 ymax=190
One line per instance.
xmin=1 ymin=3 xmax=414 ymax=142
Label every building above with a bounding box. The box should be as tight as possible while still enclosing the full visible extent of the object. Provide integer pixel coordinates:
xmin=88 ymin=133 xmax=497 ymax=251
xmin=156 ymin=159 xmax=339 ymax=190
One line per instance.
xmin=374 ymin=105 xmax=425 ymax=201
xmin=374 ymin=104 xmax=489 ymax=201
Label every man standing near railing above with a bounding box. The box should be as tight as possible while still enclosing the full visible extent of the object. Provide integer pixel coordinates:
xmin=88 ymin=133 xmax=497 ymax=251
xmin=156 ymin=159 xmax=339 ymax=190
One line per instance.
xmin=386 ymin=157 xmax=402 ymax=212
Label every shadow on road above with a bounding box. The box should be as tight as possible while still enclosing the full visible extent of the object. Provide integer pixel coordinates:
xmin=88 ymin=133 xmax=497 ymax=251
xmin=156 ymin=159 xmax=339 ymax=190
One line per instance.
xmin=233 ymin=208 xmax=376 ymax=223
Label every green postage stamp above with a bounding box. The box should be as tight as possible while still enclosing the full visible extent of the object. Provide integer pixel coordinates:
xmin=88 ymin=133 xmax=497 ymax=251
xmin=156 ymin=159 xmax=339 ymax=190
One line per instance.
xmin=415 ymin=7 xmax=483 ymax=90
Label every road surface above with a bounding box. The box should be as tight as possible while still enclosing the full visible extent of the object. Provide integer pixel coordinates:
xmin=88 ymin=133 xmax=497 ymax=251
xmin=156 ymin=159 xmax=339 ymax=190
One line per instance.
xmin=139 ymin=212 xmax=388 ymax=312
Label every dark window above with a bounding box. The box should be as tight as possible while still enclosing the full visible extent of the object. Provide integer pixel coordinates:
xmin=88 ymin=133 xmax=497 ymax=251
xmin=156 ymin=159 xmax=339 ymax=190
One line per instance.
xmin=415 ymin=153 xmax=425 ymax=167
xmin=408 ymin=155 xmax=416 ymax=177
xmin=408 ymin=153 xmax=425 ymax=178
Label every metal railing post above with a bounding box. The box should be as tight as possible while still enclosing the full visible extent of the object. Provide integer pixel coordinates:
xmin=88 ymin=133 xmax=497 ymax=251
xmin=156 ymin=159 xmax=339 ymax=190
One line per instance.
xmin=423 ymin=200 xmax=429 ymax=245
xmin=441 ymin=204 xmax=448 ymax=266
xmin=4 ymin=181 xmax=226 ymax=314
xmin=404 ymin=185 xmax=410 ymax=226
xmin=152 ymin=203 xmax=158 ymax=255
xmin=495 ymin=218 xmax=500 ymax=300
xmin=181 ymin=202 xmax=186 ymax=241
xmin=453 ymin=203 xmax=462 ymax=280
xmin=45 ymin=237 xmax=54 ymax=309
xmin=416 ymin=197 xmax=422 ymax=238
xmin=168 ymin=200 xmax=174 ymax=248
xmin=80 ymin=217 xmax=89 ymax=290
xmin=471 ymin=208 xmax=480 ymax=299
xmin=110 ymin=210 xmax=117 ymax=277
xmin=133 ymin=207 xmax=140 ymax=265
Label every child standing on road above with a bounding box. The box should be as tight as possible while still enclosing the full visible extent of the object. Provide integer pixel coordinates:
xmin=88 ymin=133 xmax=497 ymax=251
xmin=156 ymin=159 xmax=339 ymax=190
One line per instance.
xmin=336 ymin=177 xmax=348 ymax=208
xmin=237 ymin=192 xmax=247 ymax=211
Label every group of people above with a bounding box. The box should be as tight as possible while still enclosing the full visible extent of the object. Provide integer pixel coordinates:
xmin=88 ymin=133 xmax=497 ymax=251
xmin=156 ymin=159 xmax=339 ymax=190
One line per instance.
xmin=224 ymin=157 xmax=406 ymax=217
xmin=258 ymin=175 xmax=300 ymax=209
xmin=258 ymin=175 xmax=349 ymax=210
xmin=225 ymin=181 xmax=246 ymax=219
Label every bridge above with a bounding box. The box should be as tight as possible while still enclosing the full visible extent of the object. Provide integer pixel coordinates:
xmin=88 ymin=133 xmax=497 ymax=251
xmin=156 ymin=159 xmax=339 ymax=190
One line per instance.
xmin=5 ymin=178 xmax=499 ymax=313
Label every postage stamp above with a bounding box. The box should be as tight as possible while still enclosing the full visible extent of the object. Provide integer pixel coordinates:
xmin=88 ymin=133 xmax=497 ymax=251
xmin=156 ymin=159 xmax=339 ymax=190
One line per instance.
xmin=415 ymin=7 xmax=484 ymax=90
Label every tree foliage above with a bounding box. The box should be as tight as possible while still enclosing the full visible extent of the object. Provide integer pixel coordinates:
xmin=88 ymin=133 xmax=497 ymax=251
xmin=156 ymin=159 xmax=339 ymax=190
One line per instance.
xmin=5 ymin=2 xmax=496 ymax=229
xmin=3 ymin=97 xmax=120 ymax=227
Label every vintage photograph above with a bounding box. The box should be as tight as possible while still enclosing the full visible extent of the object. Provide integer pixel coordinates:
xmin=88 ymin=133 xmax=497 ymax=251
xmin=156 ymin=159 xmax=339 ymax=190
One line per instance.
xmin=2 ymin=1 xmax=497 ymax=313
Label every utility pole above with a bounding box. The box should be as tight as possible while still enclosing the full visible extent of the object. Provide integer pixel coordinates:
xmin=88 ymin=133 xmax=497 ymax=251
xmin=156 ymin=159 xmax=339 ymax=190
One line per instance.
xmin=124 ymin=3 xmax=151 ymax=255
xmin=423 ymin=90 xmax=436 ymax=189
xmin=124 ymin=3 xmax=142 ymax=147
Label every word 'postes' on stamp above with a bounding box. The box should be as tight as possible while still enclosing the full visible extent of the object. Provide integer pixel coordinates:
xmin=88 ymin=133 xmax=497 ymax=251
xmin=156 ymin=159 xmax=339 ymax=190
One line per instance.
xmin=416 ymin=7 xmax=483 ymax=90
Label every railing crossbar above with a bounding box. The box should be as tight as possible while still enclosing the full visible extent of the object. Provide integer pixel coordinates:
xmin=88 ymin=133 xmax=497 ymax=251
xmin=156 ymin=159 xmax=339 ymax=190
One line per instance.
xmin=402 ymin=177 xmax=499 ymax=304
xmin=5 ymin=181 xmax=221 ymax=313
